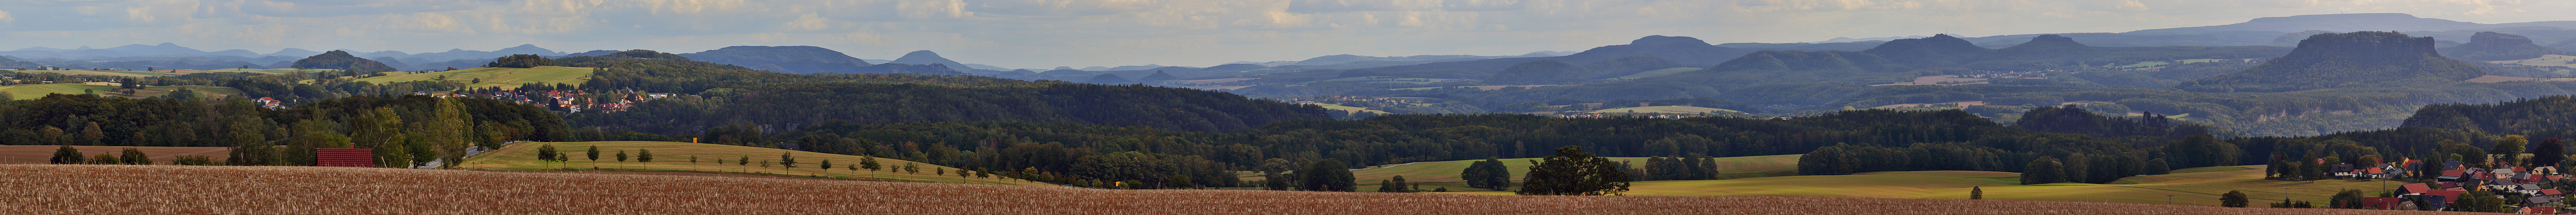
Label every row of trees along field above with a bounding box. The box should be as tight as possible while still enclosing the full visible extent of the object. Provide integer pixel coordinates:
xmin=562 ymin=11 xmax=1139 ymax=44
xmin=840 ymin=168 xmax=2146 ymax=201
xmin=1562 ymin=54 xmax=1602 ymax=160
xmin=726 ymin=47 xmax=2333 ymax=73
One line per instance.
xmin=0 ymin=94 xmax=569 ymax=168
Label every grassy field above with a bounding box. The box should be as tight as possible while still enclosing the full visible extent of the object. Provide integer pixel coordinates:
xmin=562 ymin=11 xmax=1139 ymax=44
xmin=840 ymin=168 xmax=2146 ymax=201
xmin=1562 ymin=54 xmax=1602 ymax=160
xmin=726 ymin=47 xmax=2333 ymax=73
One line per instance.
xmin=1581 ymin=106 xmax=1742 ymax=114
xmin=0 ymin=84 xmax=247 ymax=100
xmin=0 ymin=83 xmax=116 ymax=98
xmin=0 ymin=164 xmax=2463 ymax=214
xmin=1453 ymin=165 xmax=2405 ymax=207
xmin=352 ymin=66 xmax=593 ymax=89
xmin=0 ymin=145 xmax=230 ymax=164
xmin=459 ymin=141 xmax=1047 ymax=186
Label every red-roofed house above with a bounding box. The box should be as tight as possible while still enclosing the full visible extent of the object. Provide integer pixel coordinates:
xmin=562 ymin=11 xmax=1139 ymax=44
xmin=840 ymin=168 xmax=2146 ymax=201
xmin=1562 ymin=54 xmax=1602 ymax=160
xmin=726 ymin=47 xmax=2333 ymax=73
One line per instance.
xmin=2401 ymin=183 xmax=2433 ymax=195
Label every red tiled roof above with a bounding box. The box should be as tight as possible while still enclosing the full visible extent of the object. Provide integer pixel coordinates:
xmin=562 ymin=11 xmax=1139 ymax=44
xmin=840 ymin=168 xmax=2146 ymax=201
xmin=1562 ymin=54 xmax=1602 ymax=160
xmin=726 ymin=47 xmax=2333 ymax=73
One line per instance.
xmin=2402 ymin=183 xmax=2432 ymax=194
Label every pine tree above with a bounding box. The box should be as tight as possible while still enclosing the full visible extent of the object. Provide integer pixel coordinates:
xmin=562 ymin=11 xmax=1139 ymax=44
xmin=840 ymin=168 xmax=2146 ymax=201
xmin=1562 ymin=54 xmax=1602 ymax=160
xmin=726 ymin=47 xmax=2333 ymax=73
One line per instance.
xmin=2221 ymin=190 xmax=2250 ymax=207
xmin=1516 ymin=146 xmax=1629 ymax=196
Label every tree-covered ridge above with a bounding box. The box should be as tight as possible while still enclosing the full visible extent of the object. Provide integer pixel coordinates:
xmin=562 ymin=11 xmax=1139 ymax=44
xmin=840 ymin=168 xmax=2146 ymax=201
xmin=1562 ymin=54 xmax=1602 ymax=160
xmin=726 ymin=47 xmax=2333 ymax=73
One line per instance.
xmin=291 ymin=50 xmax=397 ymax=74
xmin=2403 ymin=95 xmax=2576 ymax=135
xmin=574 ymin=82 xmax=1329 ymax=135
xmin=568 ymin=50 xmax=1034 ymax=95
xmin=2179 ymin=31 xmax=2484 ymax=92
xmin=1861 ymin=34 xmax=1994 ymax=67
xmin=0 ymin=94 xmax=565 ymax=168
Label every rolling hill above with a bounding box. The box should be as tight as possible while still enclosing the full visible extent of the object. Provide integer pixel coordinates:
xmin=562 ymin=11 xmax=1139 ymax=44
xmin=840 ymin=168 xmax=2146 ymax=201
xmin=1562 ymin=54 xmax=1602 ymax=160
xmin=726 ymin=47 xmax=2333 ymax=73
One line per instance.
xmin=458 ymin=141 xmax=1046 ymax=186
xmin=0 ymin=164 xmax=2453 ymax=214
xmin=351 ymin=66 xmax=593 ymax=89
xmin=1253 ymin=154 xmax=1802 ymax=185
xmin=1456 ymin=165 xmax=2399 ymax=207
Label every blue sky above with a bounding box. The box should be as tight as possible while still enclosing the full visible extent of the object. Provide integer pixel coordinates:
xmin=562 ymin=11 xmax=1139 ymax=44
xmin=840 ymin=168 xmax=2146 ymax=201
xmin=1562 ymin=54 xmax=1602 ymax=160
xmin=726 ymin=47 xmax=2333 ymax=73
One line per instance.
xmin=0 ymin=0 xmax=2567 ymax=69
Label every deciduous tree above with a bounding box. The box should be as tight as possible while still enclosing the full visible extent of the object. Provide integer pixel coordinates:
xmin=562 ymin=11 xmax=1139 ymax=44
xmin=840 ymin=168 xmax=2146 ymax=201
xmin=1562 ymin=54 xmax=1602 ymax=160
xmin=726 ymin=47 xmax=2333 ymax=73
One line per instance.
xmin=1517 ymin=146 xmax=1629 ymax=196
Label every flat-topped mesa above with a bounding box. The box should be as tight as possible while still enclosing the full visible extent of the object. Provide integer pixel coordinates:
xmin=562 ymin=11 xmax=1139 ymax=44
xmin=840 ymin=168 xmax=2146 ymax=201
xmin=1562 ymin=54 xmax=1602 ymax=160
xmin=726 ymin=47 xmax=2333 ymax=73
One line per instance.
xmin=2441 ymin=31 xmax=2561 ymax=61
xmin=2286 ymin=31 xmax=2444 ymax=62
xmin=2177 ymin=31 xmax=2483 ymax=92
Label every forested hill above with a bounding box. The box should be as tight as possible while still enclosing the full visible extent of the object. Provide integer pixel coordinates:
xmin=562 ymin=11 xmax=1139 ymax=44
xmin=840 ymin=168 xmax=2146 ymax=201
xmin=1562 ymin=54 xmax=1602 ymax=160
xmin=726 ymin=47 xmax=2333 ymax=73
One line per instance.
xmin=2402 ymin=95 xmax=2576 ymax=136
xmin=572 ymin=83 xmax=1328 ymax=135
xmin=552 ymin=49 xmax=1328 ymax=135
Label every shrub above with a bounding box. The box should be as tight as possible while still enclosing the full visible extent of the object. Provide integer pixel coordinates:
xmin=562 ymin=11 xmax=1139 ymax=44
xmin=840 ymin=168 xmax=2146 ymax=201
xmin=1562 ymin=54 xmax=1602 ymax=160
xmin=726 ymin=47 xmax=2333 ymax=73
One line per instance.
xmin=90 ymin=153 xmax=119 ymax=165
xmin=119 ymin=148 xmax=150 ymax=165
xmin=50 ymin=145 xmax=82 ymax=164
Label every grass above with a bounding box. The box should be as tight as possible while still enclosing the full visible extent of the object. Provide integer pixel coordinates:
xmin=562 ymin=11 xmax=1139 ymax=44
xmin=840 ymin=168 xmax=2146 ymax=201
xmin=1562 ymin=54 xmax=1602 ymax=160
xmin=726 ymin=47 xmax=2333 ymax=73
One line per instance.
xmin=0 ymin=164 xmax=2458 ymax=214
xmin=0 ymin=83 xmax=117 ymax=99
xmin=0 ymin=145 xmax=230 ymax=164
xmin=1581 ymin=106 xmax=1742 ymax=114
xmin=1260 ymin=154 xmax=1801 ymax=184
xmin=1450 ymin=165 xmax=2406 ymax=207
xmin=352 ymin=66 xmax=594 ymax=89
xmin=458 ymin=141 xmax=1047 ymax=186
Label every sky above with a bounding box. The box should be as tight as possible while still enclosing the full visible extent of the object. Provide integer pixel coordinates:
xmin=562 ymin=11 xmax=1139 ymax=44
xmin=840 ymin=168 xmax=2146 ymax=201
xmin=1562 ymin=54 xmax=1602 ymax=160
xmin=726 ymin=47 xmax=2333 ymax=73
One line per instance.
xmin=0 ymin=0 xmax=2568 ymax=69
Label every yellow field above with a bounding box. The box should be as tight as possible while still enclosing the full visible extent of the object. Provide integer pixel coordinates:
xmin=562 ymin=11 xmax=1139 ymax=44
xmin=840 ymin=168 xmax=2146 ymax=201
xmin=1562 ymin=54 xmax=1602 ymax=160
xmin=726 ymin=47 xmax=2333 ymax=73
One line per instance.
xmin=0 ymin=164 xmax=2464 ymax=214
xmin=353 ymin=66 xmax=593 ymax=89
xmin=2493 ymin=55 xmax=2576 ymax=67
xmin=0 ymin=83 xmax=115 ymax=98
xmin=459 ymin=141 xmax=1046 ymax=186
xmin=1455 ymin=165 xmax=2402 ymax=207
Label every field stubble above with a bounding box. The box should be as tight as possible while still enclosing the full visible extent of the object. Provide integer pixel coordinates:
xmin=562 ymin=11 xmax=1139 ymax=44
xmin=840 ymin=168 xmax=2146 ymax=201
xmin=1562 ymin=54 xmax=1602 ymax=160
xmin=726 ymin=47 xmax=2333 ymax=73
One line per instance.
xmin=0 ymin=164 xmax=2469 ymax=214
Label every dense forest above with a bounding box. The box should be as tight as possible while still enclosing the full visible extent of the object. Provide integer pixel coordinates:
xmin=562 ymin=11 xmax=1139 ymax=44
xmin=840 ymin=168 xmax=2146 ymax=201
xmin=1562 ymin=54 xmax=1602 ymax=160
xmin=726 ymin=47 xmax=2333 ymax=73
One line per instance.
xmin=0 ymin=94 xmax=564 ymax=168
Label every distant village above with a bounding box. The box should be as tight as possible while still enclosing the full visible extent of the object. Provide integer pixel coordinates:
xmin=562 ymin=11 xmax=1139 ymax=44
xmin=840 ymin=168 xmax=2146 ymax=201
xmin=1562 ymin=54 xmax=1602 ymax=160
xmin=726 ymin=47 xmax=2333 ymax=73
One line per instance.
xmin=252 ymin=89 xmax=681 ymax=113
xmin=2348 ymin=158 xmax=2572 ymax=213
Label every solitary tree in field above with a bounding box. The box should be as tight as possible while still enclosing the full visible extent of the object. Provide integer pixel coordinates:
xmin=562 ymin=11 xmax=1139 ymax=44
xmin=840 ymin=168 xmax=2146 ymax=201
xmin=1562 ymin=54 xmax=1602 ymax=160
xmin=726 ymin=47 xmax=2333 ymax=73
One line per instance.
xmin=1300 ymin=159 xmax=1356 ymax=192
xmin=1970 ymin=187 xmax=1983 ymax=200
xmin=846 ymin=164 xmax=858 ymax=171
xmin=691 ymin=156 xmax=699 ymax=163
xmin=119 ymin=147 xmax=150 ymax=165
xmin=1517 ymin=146 xmax=1629 ymax=196
xmin=586 ymin=146 xmax=600 ymax=161
xmin=738 ymin=156 xmax=749 ymax=166
xmin=615 ymin=150 xmax=628 ymax=162
xmin=1461 ymin=158 xmax=1511 ymax=190
xmin=760 ymin=160 xmax=770 ymax=168
xmin=536 ymin=144 xmax=559 ymax=161
xmin=49 ymin=145 xmax=81 ymax=164
xmin=819 ymin=160 xmax=833 ymax=169
xmin=861 ymin=156 xmax=881 ymax=172
xmin=779 ymin=152 xmax=798 ymax=168
xmin=2221 ymin=190 xmax=2250 ymax=207
xmin=637 ymin=149 xmax=653 ymax=162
